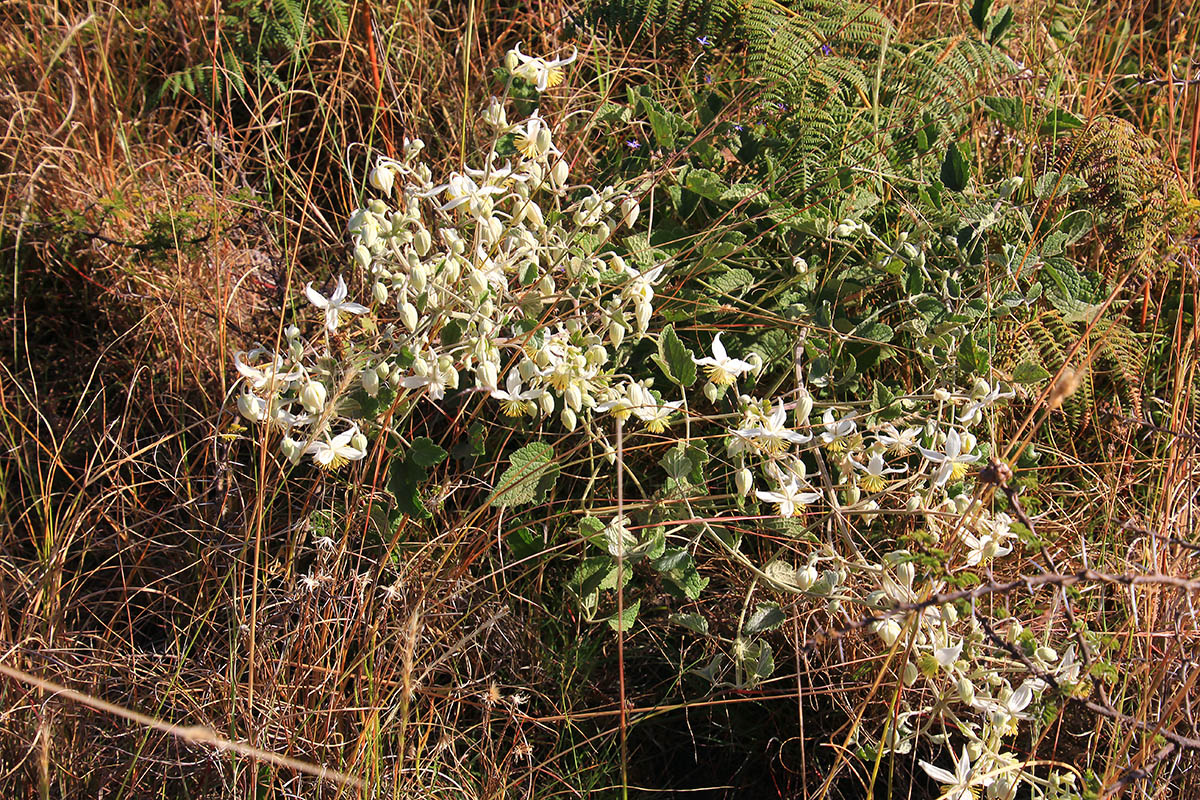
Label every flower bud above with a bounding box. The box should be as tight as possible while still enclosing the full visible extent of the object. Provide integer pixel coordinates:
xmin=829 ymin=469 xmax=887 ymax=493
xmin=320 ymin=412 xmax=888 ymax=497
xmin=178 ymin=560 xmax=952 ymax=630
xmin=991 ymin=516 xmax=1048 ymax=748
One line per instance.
xmin=796 ymin=565 xmax=817 ymax=591
xmin=280 ymin=437 xmax=304 ymax=464
xmin=504 ymin=49 xmax=519 ymax=71
xmin=354 ymin=244 xmax=372 ymax=270
xmin=538 ymin=392 xmax=555 ymax=416
xmin=300 ymin=381 xmax=328 ymax=414
xmin=565 ymin=384 xmax=583 ymax=412
xmin=410 ymin=263 xmax=428 ymax=294
xmin=362 ymin=367 xmax=380 ymax=397
xmin=399 ymin=302 xmax=419 ymax=332
xmin=933 ymin=387 xmax=951 ymax=403
xmin=372 ymin=282 xmax=388 ymax=304
xmin=350 ymin=432 xmax=368 ymax=453
xmin=1035 ymin=646 xmax=1058 ymax=663
xmin=621 ymin=197 xmax=639 ymax=228
xmin=957 ymin=676 xmax=976 ymax=705
xmin=369 ymin=165 xmax=395 ymax=196
xmin=795 ymin=389 xmax=813 ymax=422
xmin=560 ymin=407 xmax=577 ymax=431
xmin=703 ymin=381 xmax=719 ymax=403
xmin=875 ymin=619 xmax=903 ymax=647
xmin=237 ymin=391 xmax=267 ymax=423
xmin=467 ymin=268 xmax=489 ymax=297
xmin=792 ymin=255 xmax=808 ymax=273
xmin=608 ymin=315 xmax=626 ymax=348
xmin=550 ymin=159 xmax=569 ymax=189
xmin=735 ymin=467 xmax=753 ymax=497
xmin=903 ymin=661 xmax=919 ymax=686
xmin=413 ymin=229 xmax=432 ymax=256
xmin=477 ymin=361 xmax=499 ymax=392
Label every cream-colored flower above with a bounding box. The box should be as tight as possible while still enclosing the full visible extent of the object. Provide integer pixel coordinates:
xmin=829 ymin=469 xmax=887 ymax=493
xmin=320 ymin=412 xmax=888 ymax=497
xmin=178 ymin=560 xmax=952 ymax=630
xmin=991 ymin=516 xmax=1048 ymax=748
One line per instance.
xmin=506 ymin=43 xmax=577 ymax=92
xmin=694 ymin=333 xmax=754 ymax=386
xmin=304 ymin=276 xmax=369 ymax=333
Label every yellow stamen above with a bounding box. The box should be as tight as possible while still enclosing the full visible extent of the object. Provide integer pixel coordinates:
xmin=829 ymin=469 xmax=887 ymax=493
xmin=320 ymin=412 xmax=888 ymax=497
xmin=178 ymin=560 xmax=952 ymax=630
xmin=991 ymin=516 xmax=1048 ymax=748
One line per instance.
xmin=861 ymin=474 xmax=887 ymax=493
xmin=705 ymin=365 xmax=736 ymax=386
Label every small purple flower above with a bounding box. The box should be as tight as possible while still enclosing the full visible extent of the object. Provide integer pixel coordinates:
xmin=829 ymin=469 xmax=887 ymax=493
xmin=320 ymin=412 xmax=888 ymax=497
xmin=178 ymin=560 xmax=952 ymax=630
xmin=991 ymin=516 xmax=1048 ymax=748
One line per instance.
xmin=696 ymin=36 xmax=712 ymax=46
xmin=704 ymin=73 xmax=713 ymax=84
xmin=732 ymin=124 xmax=744 ymax=132
xmin=821 ymin=43 xmax=833 ymax=56
xmin=625 ymin=139 xmax=641 ymax=149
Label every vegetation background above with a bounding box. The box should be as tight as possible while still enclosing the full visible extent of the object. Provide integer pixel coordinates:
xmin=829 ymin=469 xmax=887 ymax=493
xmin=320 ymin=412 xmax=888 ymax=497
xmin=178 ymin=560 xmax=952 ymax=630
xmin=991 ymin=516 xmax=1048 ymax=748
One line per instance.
xmin=1 ymin=0 xmax=1198 ymax=797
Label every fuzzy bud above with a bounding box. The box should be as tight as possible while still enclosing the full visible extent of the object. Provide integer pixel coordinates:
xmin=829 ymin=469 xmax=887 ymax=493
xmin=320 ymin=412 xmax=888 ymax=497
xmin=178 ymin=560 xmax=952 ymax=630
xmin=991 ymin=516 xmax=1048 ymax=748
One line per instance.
xmin=237 ymin=391 xmax=267 ymax=423
xmin=362 ymin=367 xmax=380 ymax=397
xmin=957 ymin=676 xmax=976 ymax=706
xmin=354 ymin=244 xmax=372 ymax=270
xmin=299 ymin=381 xmax=328 ymax=414
xmin=369 ymin=165 xmax=395 ymax=196
xmin=399 ymin=302 xmax=419 ymax=332
xmin=735 ymin=467 xmax=753 ymax=497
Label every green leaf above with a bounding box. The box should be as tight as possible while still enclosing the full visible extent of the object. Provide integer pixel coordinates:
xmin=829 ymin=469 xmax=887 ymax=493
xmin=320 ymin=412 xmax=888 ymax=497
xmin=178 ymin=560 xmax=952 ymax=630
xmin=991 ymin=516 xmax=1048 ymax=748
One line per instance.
xmin=489 ymin=443 xmax=558 ymax=507
xmin=853 ymin=320 xmax=893 ymax=344
xmin=940 ymin=141 xmax=969 ymax=192
xmin=744 ymin=602 xmax=786 ymax=635
xmin=988 ymin=6 xmax=1014 ymax=42
xmin=660 ymin=444 xmax=693 ymax=481
xmin=506 ymin=527 xmax=543 ymax=560
xmin=969 ymin=0 xmax=993 ymax=32
xmin=669 ymin=612 xmax=709 ymax=635
xmin=685 ymin=168 xmax=728 ymax=201
xmin=409 ymin=436 xmax=448 ymax=468
xmin=708 ymin=268 xmax=753 ymax=295
xmin=983 ymin=96 xmax=1027 ymax=130
xmin=388 ymin=456 xmax=431 ymax=519
xmin=641 ymin=96 xmax=679 ymax=149
xmin=1038 ymin=109 xmax=1085 ymax=138
xmin=579 ymin=516 xmax=606 ymax=548
xmin=1012 ymin=361 xmax=1051 ymax=384
xmin=956 ymin=332 xmax=989 ymax=374
xmin=607 ymin=598 xmax=641 ymax=632
xmin=653 ymin=548 xmax=708 ymax=600
xmin=658 ymin=323 xmax=697 ymax=387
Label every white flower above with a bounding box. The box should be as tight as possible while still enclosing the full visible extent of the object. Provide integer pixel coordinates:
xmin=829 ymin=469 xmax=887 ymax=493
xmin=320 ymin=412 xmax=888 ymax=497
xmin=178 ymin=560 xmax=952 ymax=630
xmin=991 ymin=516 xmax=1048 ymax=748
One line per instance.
xmin=694 ymin=333 xmax=754 ymax=386
xmin=919 ymin=747 xmax=989 ymax=800
xmin=959 ymin=521 xmax=1015 ymax=567
xmin=304 ymin=424 xmax=368 ymax=470
xmin=305 ymin=276 xmax=370 ymax=333
xmin=850 ymin=451 xmax=907 ymax=492
xmin=975 ymin=681 xmax=1035 ymax=736
xmin=234 ymin=350 xmax=303 ymax=391
xmin=734 ymin=401 xmax=812 ymax=453
xmin=917 ymin=428 xmax=980 ymax=486
xmin=818 ymin=409 xmax=857 ymax=452
xmin=514 ymin=111 xmax=555 ymax=160
xmin=506 ymin=43 xmax=577 ymax=92
xmin=755 ymin=475 xmax=822 ymax=518
xmin=876 ymin=424 xmax=922 ymax=455
xmin=630 ymin=384 xmax=683 ymax=433
xmin=426 ymin=172 xmax=506 ymax=216
xmin=491 ymin=369 xmax=544 ymax=417
xmin=959 ymin=380 xmax=1015 ymax=426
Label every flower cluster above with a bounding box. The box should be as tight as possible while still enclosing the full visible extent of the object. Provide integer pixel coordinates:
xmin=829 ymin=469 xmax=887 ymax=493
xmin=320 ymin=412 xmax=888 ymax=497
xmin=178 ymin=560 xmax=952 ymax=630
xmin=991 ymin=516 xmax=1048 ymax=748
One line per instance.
xmin=229 ymin=47 xmax=1082 ymax=799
